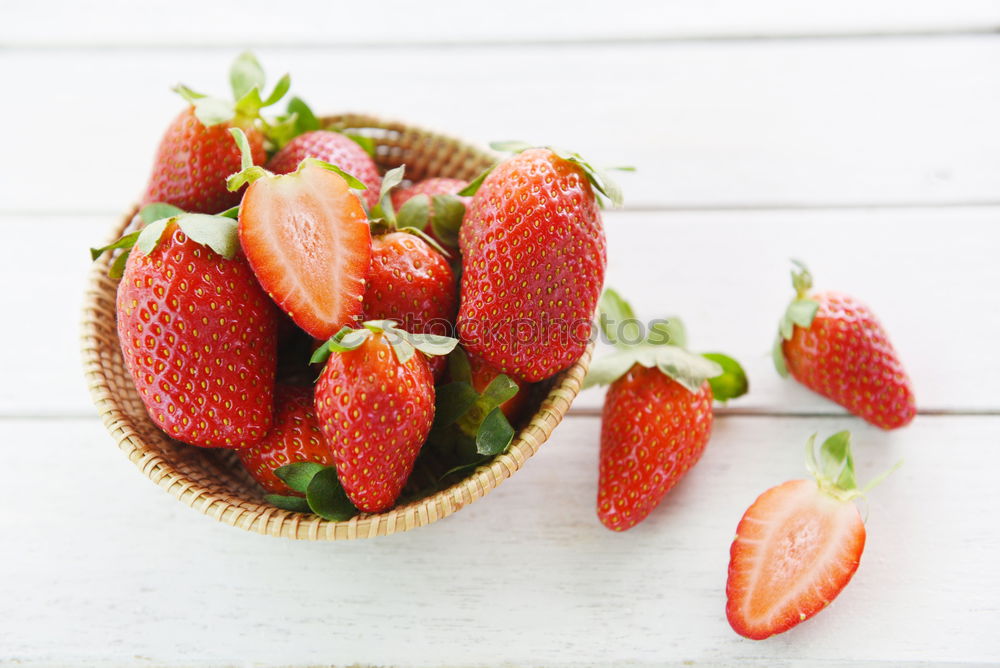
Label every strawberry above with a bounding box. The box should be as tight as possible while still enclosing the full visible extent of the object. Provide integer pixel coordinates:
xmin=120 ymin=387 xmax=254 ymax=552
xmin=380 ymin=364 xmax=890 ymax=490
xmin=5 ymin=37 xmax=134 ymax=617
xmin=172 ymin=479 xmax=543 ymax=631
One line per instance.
xmin=237 ymin=385 xmax=333 ymax=495
xmin=726 ymin=431 xmax=895 ymax=639
xmin=143 ymin=107 xmax=266 ymax=214
xmin=94 ymin=212 xmax=279 ymax=448
xmin=364 ymin=231 xmax=456 ymax=335
xmin=774 ymin=261 xmax=916 ymax=430
xmin=267 ymin=130 xmax=382 ymax=209
xmin=227 ymin=129 xmax=373 ymax=341
xmin=311 ymin=321 xmax=457 ymax=512
xmin=362 ymin=167 xmax=460 ymax=380
xmin=142 ymin=52 xmax=288 ymax=214
xmin=585 ymin=289 xmax=747 ymax=531
xmin=390 ymin=177 xmax=469 ymax=250
xmin=457 ymin=144 xmax=620 ymax=382
xmin=364 ymin=231 xmax=457 ymax=380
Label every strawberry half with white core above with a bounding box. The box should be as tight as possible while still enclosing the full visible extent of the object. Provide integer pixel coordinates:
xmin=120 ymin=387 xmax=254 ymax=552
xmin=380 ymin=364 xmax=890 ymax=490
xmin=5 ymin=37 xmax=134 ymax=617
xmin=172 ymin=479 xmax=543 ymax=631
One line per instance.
xmin=310 ymin=320 xmax=458 ymax=513
xmin=585 ymin=289 xmax=748 ymax=531
xmin=142 ymin=52 xmax=289 ymax=214
xmin=227 ymin=128 xmax=372 ymax=340
xmin=726 ymin=431 xmax=899 ymax=640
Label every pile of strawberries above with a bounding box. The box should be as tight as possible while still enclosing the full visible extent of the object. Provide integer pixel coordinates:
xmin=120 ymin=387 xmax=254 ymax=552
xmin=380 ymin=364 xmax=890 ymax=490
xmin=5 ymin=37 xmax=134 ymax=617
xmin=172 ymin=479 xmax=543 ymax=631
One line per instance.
xmin=93 ymin=53 xmax=618 ymax=519
xmin=93 ymin=53 xmax=919 ymax=641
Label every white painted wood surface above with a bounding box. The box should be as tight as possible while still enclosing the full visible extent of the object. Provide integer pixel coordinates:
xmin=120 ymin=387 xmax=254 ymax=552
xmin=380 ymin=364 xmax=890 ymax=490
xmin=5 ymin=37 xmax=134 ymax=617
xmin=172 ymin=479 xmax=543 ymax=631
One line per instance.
xmin=4 ymin=38 xmax=1000 ymax=213
xmin=2 ymin=4 xmax=999 ymax=666
xmin=5 ymin=1 xmax=1000 ymax=46
xmin=2 ymin=416 xmax=998 ymax=666
xmin=4 ymin=207 xmax=998 ymax=417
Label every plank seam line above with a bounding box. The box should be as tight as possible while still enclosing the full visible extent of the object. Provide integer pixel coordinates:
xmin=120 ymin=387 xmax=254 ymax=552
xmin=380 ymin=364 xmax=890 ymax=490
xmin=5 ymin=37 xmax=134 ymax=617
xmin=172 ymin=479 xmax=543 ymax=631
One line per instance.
xmin=2 ymin=27 xmax=999 ymax=51
xmin=5 ymin=201 xmax=1000 ymax=220
xmin=1 ymin=409 xmax=997 ymax=421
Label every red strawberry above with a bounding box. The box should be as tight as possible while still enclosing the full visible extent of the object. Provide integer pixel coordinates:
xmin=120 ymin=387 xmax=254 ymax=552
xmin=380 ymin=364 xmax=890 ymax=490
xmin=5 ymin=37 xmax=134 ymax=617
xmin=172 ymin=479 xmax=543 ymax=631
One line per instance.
xmin=229 ymin=131 xmax=373 ymax=341
xmin=237 ymin=385 xmax=333 ymax=495
xmin=587 ymin=289 xmax=747 ymax=531
xmin=268 ymin=130 xmax=381 ymax=209
xmin=106 ymin=214 xmax=278 ymax=448
xmin=142 ymin=107 xmax=266 ymax=214
xmin=598 ymin=367 xmax=714 ymax=531
xmin=467 ymin=352 xmax=527 ymax=421
xmin=457 ymin=146 xmax=615 ymax=382
xmin=141 ymin=53 xmax=287 ymax=214
xmin=774 ymin=261 xmax=916 ymax=430
xmin=312 ymin=321 xmax=457 ymax=512
xmin=390 ymin=177 xmax=469 ymax=250
xmin=726 ymin=431 xmax=888 ymax=639
xmin=363 ymin=231 xmax=457 ymax=379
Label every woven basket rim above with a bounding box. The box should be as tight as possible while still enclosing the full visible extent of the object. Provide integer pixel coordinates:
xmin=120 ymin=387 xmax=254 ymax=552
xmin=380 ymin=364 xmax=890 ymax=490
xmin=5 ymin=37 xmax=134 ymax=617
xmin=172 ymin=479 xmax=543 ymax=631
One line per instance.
xmin=80 ymin=114 xmax=592 ymax=540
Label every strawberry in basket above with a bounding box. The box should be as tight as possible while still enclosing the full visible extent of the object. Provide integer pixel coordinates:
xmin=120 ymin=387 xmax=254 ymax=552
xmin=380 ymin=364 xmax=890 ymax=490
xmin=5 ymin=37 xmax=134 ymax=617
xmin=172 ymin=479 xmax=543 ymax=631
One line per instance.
xmin=310 ymin=321 xmax=457 ymax=513
xmin=142 ymin=52 xmax=289 ymax=214
xmin=91 ymin=208 xmax=278 ymax=448
xmin=362 ymin=166 xmax=459 ymax=380
xmin=457 ymin=143 xmax=624 ymax=382
xmin=227 ymin=129 xmax=373 ymax=341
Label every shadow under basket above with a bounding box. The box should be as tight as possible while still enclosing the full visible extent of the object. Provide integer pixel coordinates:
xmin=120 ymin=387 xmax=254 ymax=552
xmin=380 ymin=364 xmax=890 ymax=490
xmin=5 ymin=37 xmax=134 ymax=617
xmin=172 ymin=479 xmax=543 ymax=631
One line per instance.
xmin=80 ymin=114 xmax=593 ymax=540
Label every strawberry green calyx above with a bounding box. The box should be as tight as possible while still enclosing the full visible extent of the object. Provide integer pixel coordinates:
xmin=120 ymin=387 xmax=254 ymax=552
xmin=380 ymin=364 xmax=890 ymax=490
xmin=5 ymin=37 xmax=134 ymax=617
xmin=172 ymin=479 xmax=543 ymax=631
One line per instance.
xmin=773 ymin=259 xmax=822 ymax=377
xmin=429 ymin=347 xmax=519 ymax=462
xmin=459 ymin=141 xmax=633 ymax=208
xmin=805 ymin=431 xmax=902 ymax=503
xmin=368 ymin=166 xmax=454 ymax=257
xmin=309 ymin=319 xmax=458 ymax=367
xmin=264 ymin=96 xmax=321 ymax=149
xmin=173 ymin=51 xmax=290 ymax=129
xmin=90 ymin=210 xmax=239 ymax=278
xmin=585 ymin=288 xmax=748 ymax=401
xmin=226 ymin=127 xmax=272 ymax=190
xmin=264 ymin=462 xmax=357 ymax=521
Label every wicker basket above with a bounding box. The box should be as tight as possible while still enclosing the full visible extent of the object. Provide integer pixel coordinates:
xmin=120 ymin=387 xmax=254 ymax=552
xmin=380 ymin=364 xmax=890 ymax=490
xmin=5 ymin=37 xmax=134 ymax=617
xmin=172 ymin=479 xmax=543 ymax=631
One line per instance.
xmin=81 ymin=114 xmax=593 ymax=540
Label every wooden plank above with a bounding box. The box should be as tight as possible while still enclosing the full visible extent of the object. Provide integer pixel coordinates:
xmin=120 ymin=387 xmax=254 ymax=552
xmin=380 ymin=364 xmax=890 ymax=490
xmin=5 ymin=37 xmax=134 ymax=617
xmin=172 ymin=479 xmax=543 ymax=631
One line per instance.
xmin=2 ymin=38 xmax=1000 ymax=213
xmin=1 ymin=415 xmax=997 ymax=665
xmin=3 ymin=1 xmax=999 ymax=46
xmin=4 ymin=207 xmax=998 ymax=417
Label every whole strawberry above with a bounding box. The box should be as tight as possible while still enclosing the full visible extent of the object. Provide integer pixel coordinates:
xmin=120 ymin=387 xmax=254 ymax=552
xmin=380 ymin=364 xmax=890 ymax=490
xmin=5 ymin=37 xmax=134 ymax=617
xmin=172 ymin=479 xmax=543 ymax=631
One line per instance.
xmin=774 ymin=261 xmax=916 ymax=429
xmin=99 ymin=212 xmax=279 ymax=448
xmin=311 ymin=321 xmax=457 ymax=512
xmin=457 ymin=145 xmax=619 ymax=382
xmin=727 ymin=432 xmax=896 ymax=639
xmin=237 ymin=385 xmax=333 ymax=495
xmin=586 ymin=289 xmax=747 ymax=531
xmin=142 ymin=52 xmax=287 ymax=213
xmin=268 ymin=130 xmax=382 ymax=209
xmin=390 ymin=177 xmax=469 ymax=250
xmin=364 ymin=232 xmax=456 ymax=336
xmin=364 ymin=231 xmax=457 ymax=380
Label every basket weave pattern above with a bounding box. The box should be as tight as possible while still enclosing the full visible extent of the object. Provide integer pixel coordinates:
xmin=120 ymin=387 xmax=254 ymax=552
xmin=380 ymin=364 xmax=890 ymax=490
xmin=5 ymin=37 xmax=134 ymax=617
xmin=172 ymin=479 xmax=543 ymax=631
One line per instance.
xmin=81 ymin=115 xmax=592 ymax=539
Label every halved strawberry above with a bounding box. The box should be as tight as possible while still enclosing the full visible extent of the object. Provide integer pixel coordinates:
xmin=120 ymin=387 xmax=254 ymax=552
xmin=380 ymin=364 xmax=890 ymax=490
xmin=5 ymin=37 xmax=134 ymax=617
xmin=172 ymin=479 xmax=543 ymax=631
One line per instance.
xmin=228 ymin=129 xmax=372 ymax=340
xmin=726 ymin=431 xmax=895 ymax=639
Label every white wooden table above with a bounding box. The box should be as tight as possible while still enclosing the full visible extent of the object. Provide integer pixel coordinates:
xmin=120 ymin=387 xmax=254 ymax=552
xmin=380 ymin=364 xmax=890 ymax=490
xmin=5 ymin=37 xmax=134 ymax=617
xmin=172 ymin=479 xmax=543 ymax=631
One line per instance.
xmin=2 ymin=3 xmax=999 ymax=665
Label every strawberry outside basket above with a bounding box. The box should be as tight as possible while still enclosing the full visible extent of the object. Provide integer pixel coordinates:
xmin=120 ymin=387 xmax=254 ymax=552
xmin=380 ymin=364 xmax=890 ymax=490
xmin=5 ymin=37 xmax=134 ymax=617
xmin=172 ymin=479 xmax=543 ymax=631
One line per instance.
xmin=80 ymin=114 xmax=593 ymax=540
